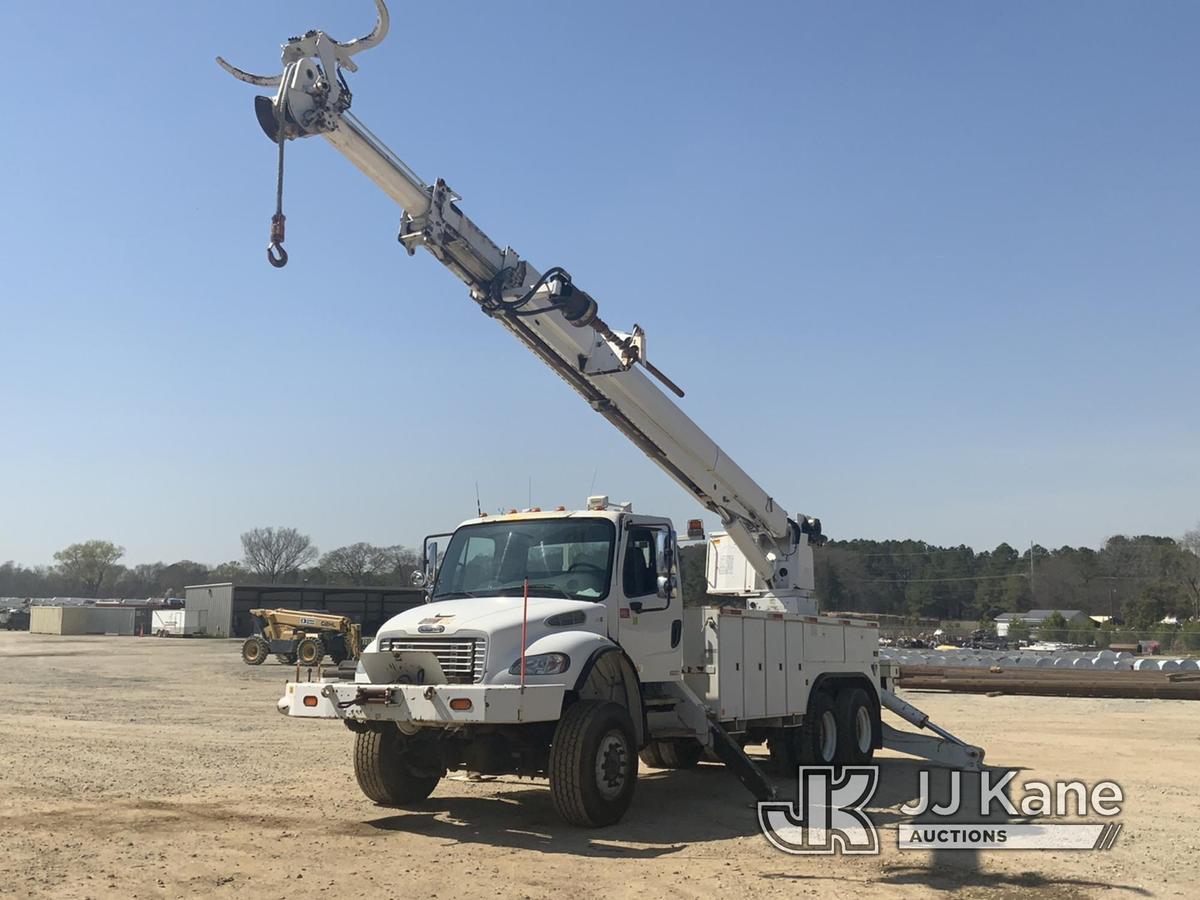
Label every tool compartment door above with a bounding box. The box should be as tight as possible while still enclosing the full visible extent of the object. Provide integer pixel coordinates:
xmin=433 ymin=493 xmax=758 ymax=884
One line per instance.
xmin=764 ymin=616 xmax=787 ymax=717
xmin=716 ymin=613 xmax=744 ymax=720
xmin=803 ymin=621 xmax=845 ymax=662
xmin=742 ymin=615 xmax=766 ymax=719
xmin=844 ymin=623 xmax=876 ymax=666
xmin=785 ymin=619 xmax=807 ymax=714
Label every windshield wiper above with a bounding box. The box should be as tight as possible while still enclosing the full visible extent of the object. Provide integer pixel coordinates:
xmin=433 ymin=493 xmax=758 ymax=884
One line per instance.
xmin=433 ymin=590 xmax=480 ymax=600
xmin=523 ymin=584 xmax=572 ymax=599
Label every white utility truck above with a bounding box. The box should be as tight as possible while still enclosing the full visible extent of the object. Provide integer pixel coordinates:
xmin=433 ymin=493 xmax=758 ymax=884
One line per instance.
xmin=220 ymin=0 xmax=982 ymax=827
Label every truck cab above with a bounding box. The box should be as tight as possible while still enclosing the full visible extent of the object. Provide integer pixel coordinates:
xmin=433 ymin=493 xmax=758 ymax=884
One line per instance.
xmin=354 ymin=501 xmax=682 ymax=691
xmin=280 ymin=500 xmax=892 ymax=827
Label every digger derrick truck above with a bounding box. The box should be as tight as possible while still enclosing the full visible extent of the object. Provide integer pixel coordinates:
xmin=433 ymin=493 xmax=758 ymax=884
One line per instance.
xmin=220 ymin=0 xmax=983 ymax=827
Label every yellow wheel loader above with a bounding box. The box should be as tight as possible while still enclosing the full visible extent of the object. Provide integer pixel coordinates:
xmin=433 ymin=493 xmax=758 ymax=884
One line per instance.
xmin=241 ymin=608 xmax=363 ymax=667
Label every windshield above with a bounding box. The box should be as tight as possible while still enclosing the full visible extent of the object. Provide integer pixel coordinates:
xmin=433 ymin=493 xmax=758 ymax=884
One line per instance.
xmin=433 ymin=518 xmax=615 ymax=602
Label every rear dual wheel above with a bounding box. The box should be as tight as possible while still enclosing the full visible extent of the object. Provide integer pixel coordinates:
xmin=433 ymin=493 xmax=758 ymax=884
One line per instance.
xmin=772 ymin=686 xmax=877 ymax=771
xmin=836 ymin=687 xmax=876 ymax=766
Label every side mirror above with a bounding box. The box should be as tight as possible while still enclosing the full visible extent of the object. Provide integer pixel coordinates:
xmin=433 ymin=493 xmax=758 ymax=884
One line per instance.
xmin=654 ymin=529 xmax=674 ymax=577
xmin=656 ymin=573 xmax=677 ymax=600
xmin=424 ymin=547 xmax=439 ymax=588
xmin=410 ymin=571 xmax=425 ymax=587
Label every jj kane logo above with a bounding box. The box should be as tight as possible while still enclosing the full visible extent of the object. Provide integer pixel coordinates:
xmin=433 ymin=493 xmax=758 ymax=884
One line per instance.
xmin=759 ymin=767 xmax=1124 ymax=855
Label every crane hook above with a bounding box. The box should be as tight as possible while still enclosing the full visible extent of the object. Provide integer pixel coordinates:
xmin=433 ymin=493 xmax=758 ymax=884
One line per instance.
xmin=267 ymin=212 xmax=287 ymax=268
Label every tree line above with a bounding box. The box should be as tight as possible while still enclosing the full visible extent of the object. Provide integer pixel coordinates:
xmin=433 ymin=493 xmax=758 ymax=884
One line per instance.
xmin=3 ymin=524 xmax=1198 ymax=630
xmin=0 ymin=527 xmax=419 ymax=600
xmin=813 ymin=529 xmax=1200 ymax=628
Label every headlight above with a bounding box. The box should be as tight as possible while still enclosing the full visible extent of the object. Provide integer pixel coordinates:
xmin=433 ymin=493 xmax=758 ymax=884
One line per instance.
xmin=509 ymin=653 xmax=571 ymax=676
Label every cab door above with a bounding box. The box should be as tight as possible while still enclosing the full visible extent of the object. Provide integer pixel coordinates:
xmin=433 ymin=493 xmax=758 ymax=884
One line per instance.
xmin=615 ymin=519 xmax=682 ymax=683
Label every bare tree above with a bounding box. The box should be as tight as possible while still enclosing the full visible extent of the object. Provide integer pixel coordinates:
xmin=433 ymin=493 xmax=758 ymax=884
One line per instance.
xmin=240 ymin=527 xmax=317 ymax=583
xmin=379 ymin=545 xmax=420 ymax=583
xmin=53 ymin=540 xmax=125 ymax=597
xmin=321 ymin=542 xmax=389 ymax=585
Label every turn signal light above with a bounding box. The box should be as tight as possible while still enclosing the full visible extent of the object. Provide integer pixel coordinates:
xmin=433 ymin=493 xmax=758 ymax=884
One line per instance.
xmin=302 ymin=695 xmax=318 ymax=707
xmin=449 ymin=698 xmax=473 ymax=711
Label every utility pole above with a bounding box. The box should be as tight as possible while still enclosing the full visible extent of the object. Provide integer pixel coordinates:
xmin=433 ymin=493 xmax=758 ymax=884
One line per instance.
xmin=1029 ymin=541 xmax=1035 ymax=602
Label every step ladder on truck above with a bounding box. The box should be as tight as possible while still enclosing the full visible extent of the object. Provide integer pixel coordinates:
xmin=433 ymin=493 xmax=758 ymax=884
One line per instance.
xmin=219 ymin=0 xmax=984 ymax=827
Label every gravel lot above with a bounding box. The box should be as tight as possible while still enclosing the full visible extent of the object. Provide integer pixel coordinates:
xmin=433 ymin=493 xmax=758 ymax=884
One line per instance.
xmin=1 ymin=632 xmax=1196 ymax=899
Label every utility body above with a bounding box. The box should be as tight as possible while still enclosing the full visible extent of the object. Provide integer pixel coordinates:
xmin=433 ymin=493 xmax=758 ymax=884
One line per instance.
xmin=222 ymin=0 xmax=982 ymax=827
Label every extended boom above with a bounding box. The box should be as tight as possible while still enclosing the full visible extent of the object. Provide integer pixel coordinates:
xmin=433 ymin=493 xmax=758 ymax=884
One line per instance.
xmin=219 ymin=0 xmax=823 ymax=612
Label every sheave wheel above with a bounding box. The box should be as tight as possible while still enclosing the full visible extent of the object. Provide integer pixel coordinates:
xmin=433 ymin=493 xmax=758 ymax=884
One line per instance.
xmin=241 ymin=636 xmax=269 ymax=665
xmin=549 ymin=700 xmax=639 ymax=827
xmin=296 ymin=636 xmax=325 ymax=666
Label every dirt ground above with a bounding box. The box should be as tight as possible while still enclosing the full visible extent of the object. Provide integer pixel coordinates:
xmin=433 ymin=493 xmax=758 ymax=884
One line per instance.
xmin=1 ymin=633 xmax=1196 ymax=900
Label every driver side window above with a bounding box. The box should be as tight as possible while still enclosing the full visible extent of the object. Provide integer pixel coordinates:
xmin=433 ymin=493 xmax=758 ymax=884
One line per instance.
xmin=622 ymin=527 xmax=659 ymax=598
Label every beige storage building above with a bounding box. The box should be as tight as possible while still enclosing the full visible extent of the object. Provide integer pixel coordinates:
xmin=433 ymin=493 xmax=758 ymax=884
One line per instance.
xmin=29 ymin=606 xmax=137 ymax=635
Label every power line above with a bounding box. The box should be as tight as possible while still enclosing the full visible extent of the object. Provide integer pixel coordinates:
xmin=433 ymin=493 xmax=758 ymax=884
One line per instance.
xmin=846 ymin=573 xmax=1029 ymax=585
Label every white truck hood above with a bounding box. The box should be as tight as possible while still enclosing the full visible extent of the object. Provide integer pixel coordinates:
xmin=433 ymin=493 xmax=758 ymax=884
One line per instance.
xmin=369 ymin=595 xmax=608 ymax=685
xmin=375 ymin=595 xmax=604 ymax=639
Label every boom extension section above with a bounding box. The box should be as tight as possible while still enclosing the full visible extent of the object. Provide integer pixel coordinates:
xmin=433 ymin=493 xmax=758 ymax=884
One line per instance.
xmin=218 ymin=0 xmax=823 ymax=613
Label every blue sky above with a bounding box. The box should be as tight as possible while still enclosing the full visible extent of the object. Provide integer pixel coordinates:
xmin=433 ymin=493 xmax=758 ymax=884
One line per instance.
xmin=2 ymin=1 xmax=1196 ymax=566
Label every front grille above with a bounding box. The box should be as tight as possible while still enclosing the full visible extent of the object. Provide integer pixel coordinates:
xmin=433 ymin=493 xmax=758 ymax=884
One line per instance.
xmin=377 ymin=636 xmax=486 ymax=684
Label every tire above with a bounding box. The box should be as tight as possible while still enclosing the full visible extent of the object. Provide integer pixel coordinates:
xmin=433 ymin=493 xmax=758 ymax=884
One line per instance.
xmin=639 ymin=738 xmax=703 ymax=770
xmin=768 ymin=731 xmax=799 ymax=773
xmin=836 ymin=687 xmax=877 ymax=765
xmin=354 ymin=728 xmax=441 ymax=806
xmin=549 ymin=700 xmax=639 ymax=827
xmin=275 ymin=652 xmax=298 ymax=665
xmin=296 ymin=636 xmax=325 ymax=666
xmin=796 ymin=690 xmax=840 ymax=766
xmin=241 ymin=636 xmax=269 ymax=666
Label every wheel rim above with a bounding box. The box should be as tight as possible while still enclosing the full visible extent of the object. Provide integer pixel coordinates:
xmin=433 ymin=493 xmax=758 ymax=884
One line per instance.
xmin=594 ymin=730 xmax=630 ymax=799
xmin=854 ymin=705 xmax=872 ymax=754
xmin=819 ymin=710 xmax=838 ymax=761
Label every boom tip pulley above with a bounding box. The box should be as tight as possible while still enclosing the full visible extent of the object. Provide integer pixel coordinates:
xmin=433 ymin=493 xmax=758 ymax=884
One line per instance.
xmin=218 ymin=1 xmax=391 ymax=268
xmin=216 ymin=0 xmax=390 ymax=91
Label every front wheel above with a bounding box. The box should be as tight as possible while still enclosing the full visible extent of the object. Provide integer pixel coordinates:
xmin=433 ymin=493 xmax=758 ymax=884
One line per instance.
xmin=241 ymin=636 xmax=269 ymax=665
xmin=549 ymin=700 xmax=639 ymax=827
xmin=354 ymin=728 xmax=442 ymax=806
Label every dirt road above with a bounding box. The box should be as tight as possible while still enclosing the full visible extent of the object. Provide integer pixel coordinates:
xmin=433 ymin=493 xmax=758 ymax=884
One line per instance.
xmin=1 ymin=632 xmax=1195 ymax=899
